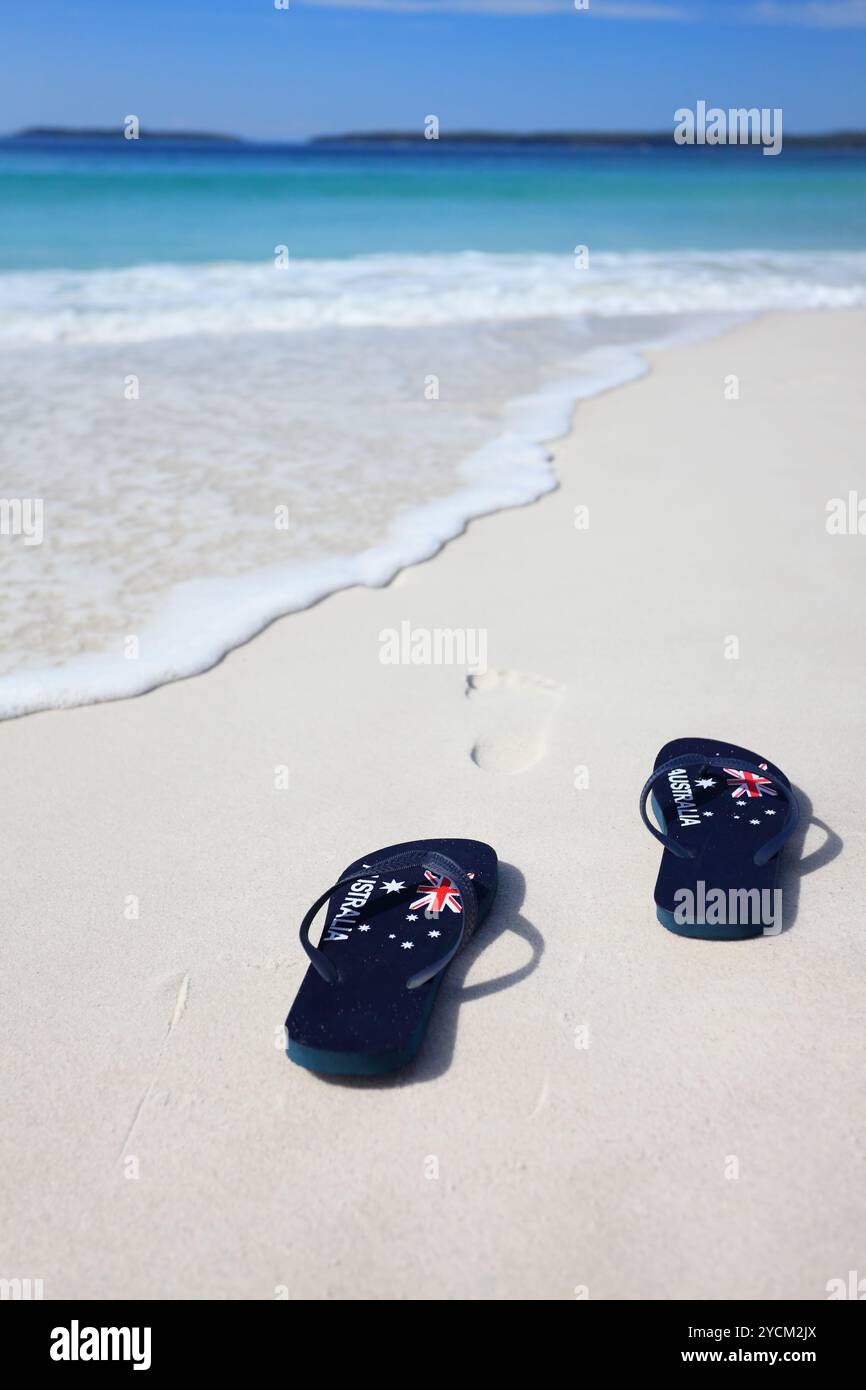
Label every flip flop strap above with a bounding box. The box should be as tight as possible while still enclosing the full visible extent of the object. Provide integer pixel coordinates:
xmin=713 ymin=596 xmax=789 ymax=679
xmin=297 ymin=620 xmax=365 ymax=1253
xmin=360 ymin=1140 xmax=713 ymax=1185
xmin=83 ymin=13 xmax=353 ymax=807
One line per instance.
xmin=298 ymin=849 xmax=478 ymax=991
xmin=639 ymin=753 xmax=799 ymax=868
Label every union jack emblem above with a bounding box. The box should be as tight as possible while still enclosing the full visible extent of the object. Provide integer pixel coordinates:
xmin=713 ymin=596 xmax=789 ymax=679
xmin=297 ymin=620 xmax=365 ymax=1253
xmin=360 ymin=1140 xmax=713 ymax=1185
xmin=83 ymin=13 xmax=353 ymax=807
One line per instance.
xmin=410 ymin=871 xmax=463 ymax=916
xmin=723 ymin=767 xmax=777 ymax=800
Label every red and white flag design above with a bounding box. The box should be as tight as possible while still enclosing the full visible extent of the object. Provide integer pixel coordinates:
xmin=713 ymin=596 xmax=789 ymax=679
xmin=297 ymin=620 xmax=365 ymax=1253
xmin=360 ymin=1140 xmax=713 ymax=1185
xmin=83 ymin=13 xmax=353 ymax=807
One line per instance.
xmin=723 ymin=767 xmax=778 ymax=800
xmin=410 ymin=871 xmax=462 ymax=915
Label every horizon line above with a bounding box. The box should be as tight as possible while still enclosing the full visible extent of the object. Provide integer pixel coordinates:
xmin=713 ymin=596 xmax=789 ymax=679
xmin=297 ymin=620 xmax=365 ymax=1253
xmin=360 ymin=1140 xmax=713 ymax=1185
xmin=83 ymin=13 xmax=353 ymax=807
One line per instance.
xmin=5 ymin=124 xmax=866 ymax=145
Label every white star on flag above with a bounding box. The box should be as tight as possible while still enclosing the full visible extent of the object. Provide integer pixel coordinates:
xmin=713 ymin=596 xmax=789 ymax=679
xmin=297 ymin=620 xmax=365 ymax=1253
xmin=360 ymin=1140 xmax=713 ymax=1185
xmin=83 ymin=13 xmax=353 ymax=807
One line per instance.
xmin=358 ymin=925 xmax=370 ymax=932
xmin=401 ymin=941 xmax=414 ymax=949
xmin=695 ymin=778 xmax=716 ymax=789
xmin=428 ymin=930 xmax=441 ymax=938
xmin=380 ymin=879 xmax=405 ymax=895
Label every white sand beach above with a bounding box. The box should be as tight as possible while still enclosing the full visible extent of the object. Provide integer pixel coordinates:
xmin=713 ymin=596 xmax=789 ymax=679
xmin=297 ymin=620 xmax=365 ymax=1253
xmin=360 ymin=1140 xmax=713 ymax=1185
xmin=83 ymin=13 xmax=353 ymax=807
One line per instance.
xmin=2 ymin=309 xmax=865 ymax=1300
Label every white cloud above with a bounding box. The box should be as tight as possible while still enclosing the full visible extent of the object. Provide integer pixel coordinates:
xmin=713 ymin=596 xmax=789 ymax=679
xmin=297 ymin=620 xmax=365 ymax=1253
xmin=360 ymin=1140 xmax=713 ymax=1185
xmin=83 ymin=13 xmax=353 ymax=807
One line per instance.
xmin=748 ymin=0 xmax=866 ymax=25
xmin=295 ymin=1 xmax=690 ymax=17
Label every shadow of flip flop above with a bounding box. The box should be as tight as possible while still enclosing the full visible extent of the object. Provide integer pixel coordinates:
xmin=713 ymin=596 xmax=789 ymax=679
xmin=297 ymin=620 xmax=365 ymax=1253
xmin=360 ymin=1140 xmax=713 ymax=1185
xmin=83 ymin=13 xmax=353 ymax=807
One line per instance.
xmin=777 ymin=785 xmax=844 ymax=932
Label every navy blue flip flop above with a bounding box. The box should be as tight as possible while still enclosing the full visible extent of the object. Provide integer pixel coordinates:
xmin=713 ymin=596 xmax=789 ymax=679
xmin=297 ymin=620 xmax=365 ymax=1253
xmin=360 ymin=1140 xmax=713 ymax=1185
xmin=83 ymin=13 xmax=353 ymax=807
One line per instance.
xmin=285 ymin=838 xmax=498 ymax=1075
xmin=639 ymin=737 xmax=799 ymax=940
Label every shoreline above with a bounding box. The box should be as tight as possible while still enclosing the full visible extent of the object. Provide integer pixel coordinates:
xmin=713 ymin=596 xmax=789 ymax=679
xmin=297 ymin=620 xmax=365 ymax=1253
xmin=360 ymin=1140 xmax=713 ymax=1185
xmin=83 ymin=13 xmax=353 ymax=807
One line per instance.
xmin=3 ymin=309 xmax=866 ymax=1299
xmin=0 ymin=303 xmax=816 ymax=721
xmin=0 ymin=315 xmax=667 ymax=719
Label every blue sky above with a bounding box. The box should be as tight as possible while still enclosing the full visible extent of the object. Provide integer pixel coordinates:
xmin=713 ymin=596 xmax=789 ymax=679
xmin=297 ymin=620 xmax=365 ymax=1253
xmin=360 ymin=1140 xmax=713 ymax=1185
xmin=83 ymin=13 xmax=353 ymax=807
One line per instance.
xmin=2 ymin=0 xmax=865 ymax=139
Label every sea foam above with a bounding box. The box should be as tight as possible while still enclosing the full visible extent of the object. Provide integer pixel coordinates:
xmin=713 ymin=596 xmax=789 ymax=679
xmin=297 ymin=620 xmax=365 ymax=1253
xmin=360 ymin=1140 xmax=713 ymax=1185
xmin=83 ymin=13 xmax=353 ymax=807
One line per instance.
xmin=1 ymin=249 xmax=865 ymax=345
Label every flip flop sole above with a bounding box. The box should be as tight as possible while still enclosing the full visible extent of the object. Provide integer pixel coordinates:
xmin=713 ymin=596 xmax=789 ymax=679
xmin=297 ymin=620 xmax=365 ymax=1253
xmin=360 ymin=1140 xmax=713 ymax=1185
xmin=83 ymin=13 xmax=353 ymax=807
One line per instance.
xmin=651 ymin=792 xmax=770 ymax=940
xmin=286 ymin=838 xmax=497 ymax=1075
xmin=287 ymin=975 xmax=444 ymax=1076
xmin=646 ymin=738 xmax=794 ymax=941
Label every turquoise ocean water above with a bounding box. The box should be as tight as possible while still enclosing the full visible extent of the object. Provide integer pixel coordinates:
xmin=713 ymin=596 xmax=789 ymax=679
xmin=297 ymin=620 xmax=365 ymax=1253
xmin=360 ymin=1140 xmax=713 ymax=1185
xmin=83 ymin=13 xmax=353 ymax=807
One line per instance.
xmin=1 ymin=138 xmax=865 ymax=715
xmin=2 ymin=139 xmax=866 ymax=268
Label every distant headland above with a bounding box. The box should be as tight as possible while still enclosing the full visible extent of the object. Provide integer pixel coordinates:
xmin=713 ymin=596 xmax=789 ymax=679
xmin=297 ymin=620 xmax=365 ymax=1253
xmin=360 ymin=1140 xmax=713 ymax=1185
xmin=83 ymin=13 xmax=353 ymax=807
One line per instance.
xmin=9 ymin=127 xmax=244 ymax=143
xmin=311 ymin=129 xmax=866 ymax=148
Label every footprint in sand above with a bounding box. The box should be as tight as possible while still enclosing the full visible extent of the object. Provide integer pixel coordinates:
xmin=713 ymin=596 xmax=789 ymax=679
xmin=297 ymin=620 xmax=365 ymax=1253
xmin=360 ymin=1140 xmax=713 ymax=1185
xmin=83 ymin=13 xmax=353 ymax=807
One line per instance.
xmin=467 ymin=669 xmax=564 ymax=774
